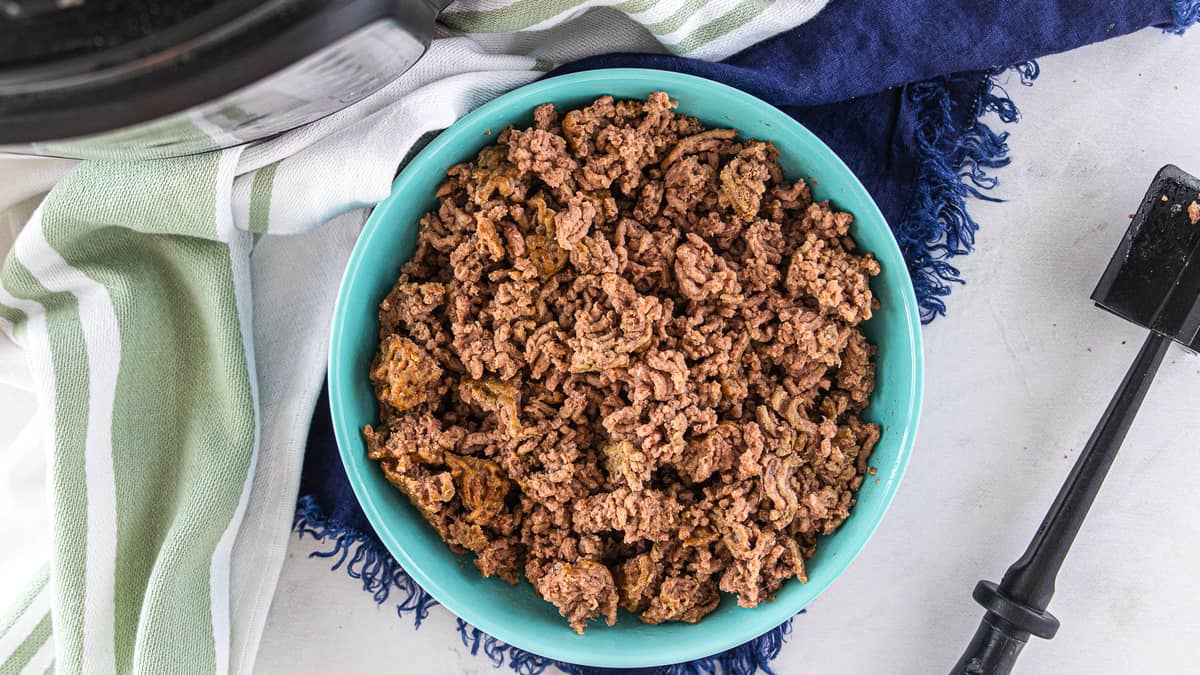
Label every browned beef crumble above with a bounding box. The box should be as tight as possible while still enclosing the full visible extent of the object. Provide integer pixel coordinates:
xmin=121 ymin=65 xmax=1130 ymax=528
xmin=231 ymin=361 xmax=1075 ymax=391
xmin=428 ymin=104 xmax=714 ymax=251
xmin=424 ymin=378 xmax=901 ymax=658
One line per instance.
xmin=364 ymin=92 xmax=882 ymax=634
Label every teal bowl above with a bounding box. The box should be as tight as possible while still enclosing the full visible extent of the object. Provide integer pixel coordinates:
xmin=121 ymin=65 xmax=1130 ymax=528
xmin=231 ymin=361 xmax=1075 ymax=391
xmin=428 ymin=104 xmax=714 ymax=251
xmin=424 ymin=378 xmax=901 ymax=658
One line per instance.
xmin=328 ymin=68 xmax=924 ymax=668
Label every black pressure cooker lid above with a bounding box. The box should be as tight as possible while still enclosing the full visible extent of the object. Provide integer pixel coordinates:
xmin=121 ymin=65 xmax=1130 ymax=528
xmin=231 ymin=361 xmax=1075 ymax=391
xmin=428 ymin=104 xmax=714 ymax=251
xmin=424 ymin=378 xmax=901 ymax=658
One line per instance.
xmin=1 ymin=0 xmax=233 ymax=66
xmin=0 ymin=0 xmax=436 ymax=144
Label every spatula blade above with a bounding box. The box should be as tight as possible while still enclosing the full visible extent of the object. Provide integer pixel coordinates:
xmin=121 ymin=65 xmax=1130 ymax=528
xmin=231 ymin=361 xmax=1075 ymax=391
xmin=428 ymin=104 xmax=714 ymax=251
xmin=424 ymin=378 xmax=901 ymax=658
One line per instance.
xmin=1091 ymin=164 xmax=1200 ymax=353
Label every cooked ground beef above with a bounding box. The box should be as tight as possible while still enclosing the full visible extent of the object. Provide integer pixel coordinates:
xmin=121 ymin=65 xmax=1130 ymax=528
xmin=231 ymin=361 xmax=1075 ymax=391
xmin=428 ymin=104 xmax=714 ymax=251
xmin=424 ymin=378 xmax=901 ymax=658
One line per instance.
xmin=364 ymin=92 xmax=882 ymax=634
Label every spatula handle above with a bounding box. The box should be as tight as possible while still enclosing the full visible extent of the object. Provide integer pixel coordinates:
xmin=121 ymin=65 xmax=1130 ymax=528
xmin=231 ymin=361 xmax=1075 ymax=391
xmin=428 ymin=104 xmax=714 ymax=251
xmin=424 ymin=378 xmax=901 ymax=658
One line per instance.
xmin=951 ymin=331 xmax=1171 ymax=674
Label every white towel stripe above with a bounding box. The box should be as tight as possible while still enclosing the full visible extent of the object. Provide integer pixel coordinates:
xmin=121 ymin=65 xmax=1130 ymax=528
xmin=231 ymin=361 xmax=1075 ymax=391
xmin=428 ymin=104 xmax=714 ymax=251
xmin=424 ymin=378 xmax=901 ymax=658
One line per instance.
xmin=212 ymin=148 xmax=243 ymax=244
xmin=522 ymin=0 xmax=711 ymax=33
xmin=18 ymin=635 xmax=54 ymax=675
xmin=626 ymin=0 xmax=697 ymax=24
xmin=0 ymin=288 xmax=57 ymax=669
xmin=491 ymin=0 xmax=619 ymax=33
xmin=14 ymin=207 xmax=120 ymax=675
xmin=656 ymin=0 xmax=760 ymax=45
xmin=687 ymin=0 xmax=824 ymax=59
xmin=0 ymin=586 xmax=49 ymax=663
xmin=208 ymin=146 xmax=259 ymax=675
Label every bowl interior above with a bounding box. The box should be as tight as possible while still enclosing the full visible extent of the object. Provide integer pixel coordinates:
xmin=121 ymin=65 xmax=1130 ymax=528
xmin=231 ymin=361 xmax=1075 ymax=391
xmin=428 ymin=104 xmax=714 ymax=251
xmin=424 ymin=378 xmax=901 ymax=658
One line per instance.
xmin=328 ymin=68 xmax=924 ymax=668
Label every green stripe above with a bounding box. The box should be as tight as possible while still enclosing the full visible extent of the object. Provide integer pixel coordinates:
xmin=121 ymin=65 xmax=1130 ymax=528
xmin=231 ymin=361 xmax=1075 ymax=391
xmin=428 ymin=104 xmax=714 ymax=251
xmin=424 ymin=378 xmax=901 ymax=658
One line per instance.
xmin=0 ymin=297 xmax=27 ymax=328
xmin=248 ymin=164 xmax=277 ymax=235
xmin=0 ymin=614 xmax=51 ymax=675
xmin=614 ymin=0 xmax=657 ymax=12
xmin=1 ymin=259 xmax=90 ymax=675
xmin=0 ymin=566 xmax=48 ymax=636
xmin=441 ymin=0 xmax=587 ymax=32
xmin=0 ymin=295 xmax=27 ymax=346
xmin=644 ymin=0 xmax=707 ymax=35
xmin=667 ymin=0 xmax=771 ymax=54
xmin=0 ymin=260 xmax=29 ymax=345
xmin=43 ymin=159 xmax=256 ymax=675
xmin=44 ymin=158 xmax=221 ymax=240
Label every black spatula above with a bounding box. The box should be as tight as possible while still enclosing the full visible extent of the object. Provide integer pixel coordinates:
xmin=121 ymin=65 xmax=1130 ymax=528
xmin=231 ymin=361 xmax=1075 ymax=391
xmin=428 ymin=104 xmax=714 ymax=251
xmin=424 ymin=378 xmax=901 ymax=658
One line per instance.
xmin=950 ymin=164 xmax=1200 ymax=675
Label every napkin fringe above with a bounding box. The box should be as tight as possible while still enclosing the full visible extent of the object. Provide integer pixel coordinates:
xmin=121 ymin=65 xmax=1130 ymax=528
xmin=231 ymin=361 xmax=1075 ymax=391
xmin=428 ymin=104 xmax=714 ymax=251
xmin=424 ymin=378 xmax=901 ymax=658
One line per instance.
xmin=1169 ymin=0 xmax=1200 ymax=33
xmin=294 ymin=495 xmax=796 ymax=674
xmin=455 ymin=615 xmax=796 ymax=675
xmin=293 ymin=495 xmax=440 ymax=627
xmin=900 ymin=61 xmax=1039 ymax=323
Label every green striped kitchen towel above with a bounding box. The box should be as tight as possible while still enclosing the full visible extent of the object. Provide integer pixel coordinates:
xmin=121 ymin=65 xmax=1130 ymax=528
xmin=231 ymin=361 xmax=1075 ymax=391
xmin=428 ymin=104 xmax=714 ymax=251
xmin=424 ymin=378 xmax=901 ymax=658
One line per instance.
xmin=0 ymin=2 xmax=827 ymax=673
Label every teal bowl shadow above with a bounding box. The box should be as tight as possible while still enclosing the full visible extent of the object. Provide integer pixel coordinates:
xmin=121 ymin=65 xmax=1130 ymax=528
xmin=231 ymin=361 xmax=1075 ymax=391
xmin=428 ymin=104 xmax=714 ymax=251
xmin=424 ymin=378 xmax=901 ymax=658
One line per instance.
xmin=328 ymin=68 xmax=924 ymax=668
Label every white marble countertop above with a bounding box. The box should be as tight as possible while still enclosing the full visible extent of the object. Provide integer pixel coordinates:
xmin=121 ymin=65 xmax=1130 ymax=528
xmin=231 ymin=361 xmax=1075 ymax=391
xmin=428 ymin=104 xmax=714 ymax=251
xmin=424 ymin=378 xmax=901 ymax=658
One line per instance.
xmin=255 ymin=25 xmax=1200 ymax=675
